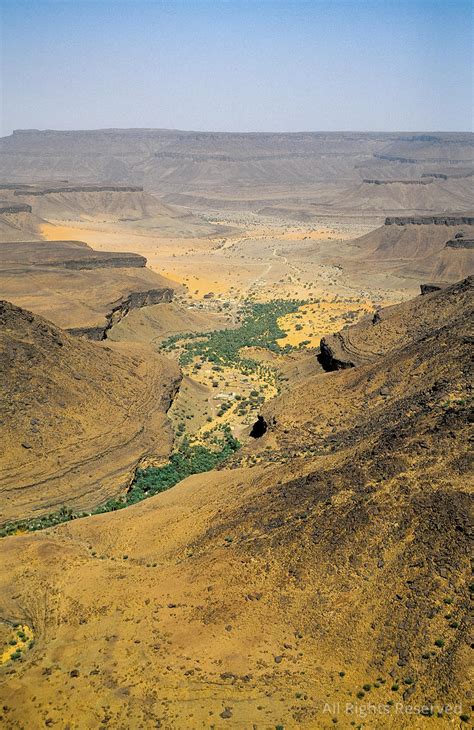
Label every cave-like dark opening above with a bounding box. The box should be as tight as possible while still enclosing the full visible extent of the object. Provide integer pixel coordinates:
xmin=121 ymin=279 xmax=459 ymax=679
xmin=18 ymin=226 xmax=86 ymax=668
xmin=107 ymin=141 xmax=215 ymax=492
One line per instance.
xmin=250 ymin=415 xmax=268 ymax=438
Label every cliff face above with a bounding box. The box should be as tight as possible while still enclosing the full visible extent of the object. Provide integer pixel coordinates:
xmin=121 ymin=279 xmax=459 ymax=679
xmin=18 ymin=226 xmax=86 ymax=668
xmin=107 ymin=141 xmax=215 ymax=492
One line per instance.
xmin=14 ymin=185 xmax=143 ymax=196
xmin=0 ymin=301 xmax=181 ymax=524
xmin=0 ymin=202 xmax=32 ymax=214
xmin=44 ymin=253 xmax=147 ymax=270
xmin=68 ymin=287 xmax=174 ymax=340
xmin=385 ymin=214 xmax=474 ymax=225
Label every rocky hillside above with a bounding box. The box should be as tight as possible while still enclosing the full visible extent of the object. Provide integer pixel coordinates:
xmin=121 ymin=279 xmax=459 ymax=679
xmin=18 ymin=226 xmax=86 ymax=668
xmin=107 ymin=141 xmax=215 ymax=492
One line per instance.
xmin=348 ymin=217 xmax=474 ymax=283
xmin=0 ymin=204 xmax=45 ymax=242
xmin=0 ymin=301 xmax=180 ymax=524
xmin=319 ymin=277 xmax=473 ymax=369
xmin=0 ymin=181 xmax=233 ymax=237
xmin=0 ymin=279 xmax=471 ymax=728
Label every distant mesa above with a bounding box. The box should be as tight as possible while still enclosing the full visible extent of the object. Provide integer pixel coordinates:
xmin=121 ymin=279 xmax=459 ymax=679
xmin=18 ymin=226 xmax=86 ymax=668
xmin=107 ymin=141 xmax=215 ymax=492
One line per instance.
xmin=0 ymin=239 xmax=148 ymax=270
xmin=14 ymin=184 xmax=144 ymax=196
xmin=363 ymin=178 xmax=432 ymax=185
xmin=1 ymin=129 xmax=472 ymax=216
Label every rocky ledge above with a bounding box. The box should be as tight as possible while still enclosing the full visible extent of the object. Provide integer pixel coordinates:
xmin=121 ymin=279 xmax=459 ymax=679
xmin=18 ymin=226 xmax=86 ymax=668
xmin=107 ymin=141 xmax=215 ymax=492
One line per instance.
xmin=0 ymin=202 xmax=32 ymax=214
xmin=385 ymin=214 xmax=474 ymax=226
xmin=14 ymin=185 xmax=143 ymax=196
xmin=445 ymin=238 xmax=474 ymax=249
xmin=68 ymin=287 xmax=174 ymax=340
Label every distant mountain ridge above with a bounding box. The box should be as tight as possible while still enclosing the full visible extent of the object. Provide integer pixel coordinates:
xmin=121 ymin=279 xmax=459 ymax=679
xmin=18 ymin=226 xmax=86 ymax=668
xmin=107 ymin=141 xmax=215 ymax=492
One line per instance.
xmin=1 ymin=129 xmax=472 ymax=216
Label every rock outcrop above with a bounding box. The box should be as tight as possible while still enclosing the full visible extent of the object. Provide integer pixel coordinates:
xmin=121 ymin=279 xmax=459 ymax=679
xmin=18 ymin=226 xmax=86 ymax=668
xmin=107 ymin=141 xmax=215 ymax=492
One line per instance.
xmin=385 ymin=214 xmax=474 ymax=225
xmin=68 ymin=287 xmax=174 ymax=340
xmin=0 ymin=201 xmax=32 ymax=214
xmin=318 ymin=276 xmax=473 ymax=370
xmin=420 ymin=282 xmax=447 ymax=295
xmin=445 ymin=238 xmax=474 ymax=249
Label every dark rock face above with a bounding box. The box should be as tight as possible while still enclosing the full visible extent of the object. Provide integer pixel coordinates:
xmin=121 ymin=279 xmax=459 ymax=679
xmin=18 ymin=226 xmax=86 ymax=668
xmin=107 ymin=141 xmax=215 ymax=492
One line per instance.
xmin=421 ymin=172 xmax=448 ymax=180
xmin=445 ymin=238 xmax=474 ymax=250
xmin=318 ymin=336 xmax=356 ymax=371
xmin=385 ymin=215 xmax=474 ymax=226
xmin=0 ymin=202 xmax=32 ymax=214
xmin=67 ymin=288 xmax=174 ymax=341
xmin=14 ymin=185 xmax=143 ymax=196
xmin=44 ymin=253 xmax=147 ymax=270
xmin=420 ymin=283 xmax=445 ymax=295
xmin=363 ymin=179 xmax=432 ymax=185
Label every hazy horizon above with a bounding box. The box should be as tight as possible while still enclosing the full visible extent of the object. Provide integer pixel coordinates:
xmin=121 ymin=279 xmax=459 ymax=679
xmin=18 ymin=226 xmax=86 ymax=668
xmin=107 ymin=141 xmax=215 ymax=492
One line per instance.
xmin=1 ymin=0 xmax=473 ymax=137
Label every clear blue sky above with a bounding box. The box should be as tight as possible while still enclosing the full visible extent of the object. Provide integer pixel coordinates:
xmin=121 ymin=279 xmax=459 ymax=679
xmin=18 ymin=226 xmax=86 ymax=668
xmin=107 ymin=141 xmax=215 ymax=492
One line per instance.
xmin=0 ymin=0 xmax=472 ymax=135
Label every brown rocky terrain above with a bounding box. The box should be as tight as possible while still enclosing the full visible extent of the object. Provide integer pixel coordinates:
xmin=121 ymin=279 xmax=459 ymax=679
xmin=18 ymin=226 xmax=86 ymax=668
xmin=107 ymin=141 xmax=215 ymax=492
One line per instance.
xmin=0 ymin=279 xmax=471 ymax=728
xmin=0 ymin=239 xmax=176 ymax=336
xmin=344 ymin=217 xmax=474 ymax=285
xmin=0 ymin=301 xmax=180 ymax=524
xmin=319 ymin=277 xmax=473 ymax=369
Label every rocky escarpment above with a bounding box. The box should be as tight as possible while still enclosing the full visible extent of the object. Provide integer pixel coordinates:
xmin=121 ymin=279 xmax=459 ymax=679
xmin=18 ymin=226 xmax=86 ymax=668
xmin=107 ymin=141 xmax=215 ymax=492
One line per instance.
xmin=68 ymin=287 xmax=174 ymax=340
xmin=445 ymin=238 xmax=474 ymax=249
xmin=318 ymin=276 xmax=473 ymax=370
xmin=0 ymin=240 xmax=147 ymax=271
xmin=363 ymin=178 xmax=432 ymax=185
xmin=385 ymin=214 xmax=474 ymax=226
xmin=43 ymin=252 xmax=147 ymax=270
xmin=14 ymin=185 xmax=143 ymax=196
xmin=0 ymin=201 xmax=32 ymax=214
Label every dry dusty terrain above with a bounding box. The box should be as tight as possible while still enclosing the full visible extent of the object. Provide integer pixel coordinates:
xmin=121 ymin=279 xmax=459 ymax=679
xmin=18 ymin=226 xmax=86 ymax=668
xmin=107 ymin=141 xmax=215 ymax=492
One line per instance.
xmin=0 ymin=137 xmax=473 ymax=728
xmin=0 ymin=280 xmax=472 ymax=729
